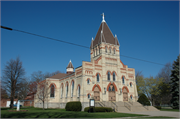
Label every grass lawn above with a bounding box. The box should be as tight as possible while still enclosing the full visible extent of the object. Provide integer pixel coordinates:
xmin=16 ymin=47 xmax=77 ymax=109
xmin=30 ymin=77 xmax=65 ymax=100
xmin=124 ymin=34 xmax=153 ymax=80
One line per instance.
xmin=160 ymin=109 xmax=179 ymax=112
xmin=1 ymin=107 xmax=148 ymax=118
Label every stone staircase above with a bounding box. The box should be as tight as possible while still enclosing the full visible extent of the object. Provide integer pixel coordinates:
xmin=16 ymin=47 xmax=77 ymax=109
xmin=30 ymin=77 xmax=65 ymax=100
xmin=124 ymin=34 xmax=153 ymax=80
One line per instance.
xmin=97 ymin=101 xmax=159 ymax=112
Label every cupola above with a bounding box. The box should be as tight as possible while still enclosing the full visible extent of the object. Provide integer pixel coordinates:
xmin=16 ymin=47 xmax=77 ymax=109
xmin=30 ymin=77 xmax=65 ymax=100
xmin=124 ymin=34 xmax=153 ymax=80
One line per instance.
xmin=66 ymin=60 xmax=74 ymax=74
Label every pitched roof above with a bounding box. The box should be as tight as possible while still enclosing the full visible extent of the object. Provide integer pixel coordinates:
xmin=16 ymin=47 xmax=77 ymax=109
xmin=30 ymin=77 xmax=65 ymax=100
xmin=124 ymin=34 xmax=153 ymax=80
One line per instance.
xmin=90 ymin=22 xmax=119 ymax=48
xmin=49 ymin=73 xmax=68 ymax=79
xmin=66 ymin=60 xmax=74 ymax=69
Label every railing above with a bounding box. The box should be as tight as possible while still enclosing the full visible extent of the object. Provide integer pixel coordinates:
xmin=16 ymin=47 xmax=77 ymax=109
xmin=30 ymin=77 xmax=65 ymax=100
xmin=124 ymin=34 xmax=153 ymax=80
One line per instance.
xmin=124 ymin=102 xmax=131 ymax=111
xmin=99 ymin=98 xmax=105 ymax=107
xmin=143 ymin=105 xmax=149 ymax=110
xmin=128 ymin=98 xmax=133 ymax=105
xmin=111 ymin=101 xmax=118 ymax=112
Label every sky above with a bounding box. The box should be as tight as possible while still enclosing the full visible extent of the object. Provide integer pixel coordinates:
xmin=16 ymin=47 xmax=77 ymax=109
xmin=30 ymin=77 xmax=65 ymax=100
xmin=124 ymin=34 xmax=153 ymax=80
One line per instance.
xmin=1 ymin=1 xmax=179 ymax=80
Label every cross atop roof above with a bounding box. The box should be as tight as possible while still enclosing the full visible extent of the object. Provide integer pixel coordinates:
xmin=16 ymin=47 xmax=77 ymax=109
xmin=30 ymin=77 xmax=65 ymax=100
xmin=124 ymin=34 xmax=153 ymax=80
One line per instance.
xmin=101 ymin=13 xmax=105 ymax=22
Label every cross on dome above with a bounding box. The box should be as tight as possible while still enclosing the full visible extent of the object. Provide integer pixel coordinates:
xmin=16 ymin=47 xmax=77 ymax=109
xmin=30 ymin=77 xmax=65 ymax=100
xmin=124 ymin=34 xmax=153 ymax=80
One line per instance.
xmin=101 ymin=13 xmax=105 ymax=22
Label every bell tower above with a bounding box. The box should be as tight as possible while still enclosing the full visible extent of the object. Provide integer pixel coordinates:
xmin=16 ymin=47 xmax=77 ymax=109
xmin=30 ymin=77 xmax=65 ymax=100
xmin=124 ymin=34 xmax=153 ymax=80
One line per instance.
xmin=66 ymin=60 xmax=74 ymax=74
xmin=90 ymin=13 xmax=120 ymax=62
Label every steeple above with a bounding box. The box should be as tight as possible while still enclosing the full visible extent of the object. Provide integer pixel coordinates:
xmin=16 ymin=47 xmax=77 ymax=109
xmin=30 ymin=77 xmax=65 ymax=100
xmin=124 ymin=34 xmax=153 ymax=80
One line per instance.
xmin=90 ymin=13 xmax=120 ymax=49
xmin=66 ymin=60 xmax=74 ymax=74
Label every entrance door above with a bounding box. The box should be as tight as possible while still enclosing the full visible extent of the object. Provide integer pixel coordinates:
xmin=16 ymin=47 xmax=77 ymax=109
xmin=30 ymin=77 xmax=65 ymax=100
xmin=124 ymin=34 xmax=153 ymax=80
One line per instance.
xmin=94 ymin=86 xmax=100 ymax=101
xmin=109 ymin=85 xmax=116 ymax=101
xmin=123 ymin=88 xmax=128 ymax=101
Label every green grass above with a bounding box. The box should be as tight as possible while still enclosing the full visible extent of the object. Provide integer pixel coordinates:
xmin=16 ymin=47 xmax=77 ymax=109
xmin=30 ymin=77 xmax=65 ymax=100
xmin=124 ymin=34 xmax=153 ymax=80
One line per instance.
xmin=160 ymin=109 xmax=179 ymax=112
xmin=1 ymin=107 xmax=148 ymax=118
xmin=136 ymin=116 xmax=175 ymax=118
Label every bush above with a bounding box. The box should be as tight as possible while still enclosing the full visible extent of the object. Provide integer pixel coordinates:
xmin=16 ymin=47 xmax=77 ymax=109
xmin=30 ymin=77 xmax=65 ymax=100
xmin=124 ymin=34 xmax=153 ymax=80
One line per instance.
xmin=84 ymin=107 xmax=113 ymax=112
xmin=65 ymin=101 xmax=82 ymax=111
xmin=137 ymin=93 xmax=151 ymax=106
xmin=154 ymin=106 xmax=161 ymax=109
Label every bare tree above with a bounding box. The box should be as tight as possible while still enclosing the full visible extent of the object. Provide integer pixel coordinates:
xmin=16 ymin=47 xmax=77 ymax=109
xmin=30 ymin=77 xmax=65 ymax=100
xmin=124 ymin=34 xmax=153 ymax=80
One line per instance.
xmin=35 ymin=80 xmax=55 ymax=110
xmin=2 ymin=57 xmax=25 ymax=109
xmin=135 ymin=71 xmax=144 ymax=96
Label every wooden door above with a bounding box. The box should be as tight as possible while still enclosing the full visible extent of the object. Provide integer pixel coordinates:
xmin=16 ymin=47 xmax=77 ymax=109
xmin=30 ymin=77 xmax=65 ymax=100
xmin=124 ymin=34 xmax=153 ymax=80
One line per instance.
xmin=123 ymin=88 xmax=128 ymax=101
xmin=109 ymin=85 xmax=116 ymax=101
xmin=94 ymin=86 xmax=100 ymax=101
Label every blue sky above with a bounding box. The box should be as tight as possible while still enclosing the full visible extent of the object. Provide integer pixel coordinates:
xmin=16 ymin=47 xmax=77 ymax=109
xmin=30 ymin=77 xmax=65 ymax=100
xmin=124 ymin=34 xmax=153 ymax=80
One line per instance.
xmin=1 ymin=1 xmax=179 ymax=79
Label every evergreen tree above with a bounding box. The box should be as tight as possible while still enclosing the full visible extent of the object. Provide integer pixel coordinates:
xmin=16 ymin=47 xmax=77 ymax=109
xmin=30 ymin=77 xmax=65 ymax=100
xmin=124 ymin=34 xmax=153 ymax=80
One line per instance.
xmin=170 ymin=55 xmax=179 ymax=109
xmin=137 ymin=93 xmax=151 ymax=106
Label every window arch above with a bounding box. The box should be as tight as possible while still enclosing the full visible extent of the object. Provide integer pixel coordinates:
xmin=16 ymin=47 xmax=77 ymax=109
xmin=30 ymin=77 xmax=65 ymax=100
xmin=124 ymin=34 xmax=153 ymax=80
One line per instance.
xmin=109 ymin=47 xmax=111 ymax=53
xmin=61 ymin=85 xmax=63 ymax=98
xmin=113 ymin=72 xmax=116 ymax=81
xmin=50 ymin=84 xmax=55 ymax=97
xmin=122 ymin=76 xmax=125 ymax=84
xmin=113 ymin=48 xmax=116 ymax=54
xmin=87 ymin=79 xmax=90 ymax=84
xmin=71 ymin=81 xmax=74 ymax=97
xmin=66 ymin=83 xmax=68 ymax=98
xmin=105 ymin=46 xmax=107 ymax=53
xmin=107 ymin=72 xmax=111 ymax=81
xmin=77 ymin=85 xmax=80 ymax=97
xmin=97 ymin=73 xmax=100 ymax=82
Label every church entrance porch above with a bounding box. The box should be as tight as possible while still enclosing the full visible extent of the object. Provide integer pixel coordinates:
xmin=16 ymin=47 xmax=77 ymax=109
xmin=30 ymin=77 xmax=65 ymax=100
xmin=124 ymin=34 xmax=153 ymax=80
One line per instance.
xmin=108 ymin=84 xmax=116 ymax=101
xmin=94 ymin=86 xmax=100 ymax=101
xmin=123 ymin=88 xmax=128 ymax=101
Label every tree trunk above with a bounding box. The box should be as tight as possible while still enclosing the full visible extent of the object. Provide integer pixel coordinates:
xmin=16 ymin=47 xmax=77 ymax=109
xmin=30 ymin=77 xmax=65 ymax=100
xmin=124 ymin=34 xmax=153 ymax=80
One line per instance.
xmin=43 ymin=101 xmax=44 ymax=110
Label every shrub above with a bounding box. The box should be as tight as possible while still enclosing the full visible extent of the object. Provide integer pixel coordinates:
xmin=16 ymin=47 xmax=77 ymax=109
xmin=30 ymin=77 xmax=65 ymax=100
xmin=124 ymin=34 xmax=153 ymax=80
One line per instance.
xmin=137 ymin=93 xmax=151 ymax=106
xmin=84 ymin=107 xmax=113 ymax=112
xmin=154 ymin=106 xmax=161 ymax=109
xmin=65 ymin=101 xmax=82 ymax=111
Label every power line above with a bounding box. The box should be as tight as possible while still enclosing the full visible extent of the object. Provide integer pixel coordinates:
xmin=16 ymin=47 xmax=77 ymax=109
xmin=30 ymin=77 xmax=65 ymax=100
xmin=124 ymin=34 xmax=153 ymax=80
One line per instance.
xmin=1 ymin=25 xmax=167 ymax=67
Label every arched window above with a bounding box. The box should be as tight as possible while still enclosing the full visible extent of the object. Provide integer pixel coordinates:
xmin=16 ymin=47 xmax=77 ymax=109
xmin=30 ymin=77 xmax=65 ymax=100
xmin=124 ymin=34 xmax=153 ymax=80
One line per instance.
xmin=87 ymin=79 xmax=90 ymax=84
xmin=97 ymin=74 xmax=100 ymax=82
xmin=108 ymin=72 xmax=110 ymax=81
xmin=114 ymin=48 xmax=115 ymax=54
xmin=77 ymin=85 xmax=80 ymax=97
xmin=61 ymin=85 xmax=63 ymax=98
xmin=50 ymin=84 xmax=55 ymax=97
xmin=96 ymin=48 xmax=97 ymax=55
xmin=71 ymin=81 xmax=74 ymax=97
xmin=110 ymin=47 xmax=111 ymax=53
xmin=130 ymin=95 xmax=133 ymax=99
xmin=105 ymin=46 xmax=107 ymax=53
xmin=122 ymin=76 xmax=125 ymax=84
xmin=130 ymin=82 xmax=132 ymax=87
xmin=93 ymin=49 xmax=95 ymax=57
xmin=112 ymin=86 xmax=115 ymax=91
xmin=88 ymin=94 xmax=90 ymax=99
xmin=109 ymin=86 xmax=111 ymax=91
xmin=113 ymin=72 xmax=116 ymax=81
xmin=66 ymin=83 xmax=68 ymax=98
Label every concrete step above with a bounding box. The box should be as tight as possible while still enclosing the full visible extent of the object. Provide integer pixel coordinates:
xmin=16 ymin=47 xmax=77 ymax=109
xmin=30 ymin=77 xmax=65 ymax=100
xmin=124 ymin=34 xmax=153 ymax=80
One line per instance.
xmin=147 ymin=106 xmax=160 ymax=111
xmin=117 ymin=106 xmax=131 ymax=112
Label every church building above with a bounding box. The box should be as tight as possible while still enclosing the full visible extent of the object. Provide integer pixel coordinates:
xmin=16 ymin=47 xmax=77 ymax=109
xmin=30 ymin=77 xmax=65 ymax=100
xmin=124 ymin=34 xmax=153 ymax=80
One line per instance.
xmin=34 ymin=13 xmax=139 ymax=111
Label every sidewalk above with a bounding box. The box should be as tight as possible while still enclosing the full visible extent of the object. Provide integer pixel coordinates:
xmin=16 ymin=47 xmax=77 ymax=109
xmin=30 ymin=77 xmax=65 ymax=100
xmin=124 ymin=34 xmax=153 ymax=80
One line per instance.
xmin=118 ymin=111 xmax=180 ymax=118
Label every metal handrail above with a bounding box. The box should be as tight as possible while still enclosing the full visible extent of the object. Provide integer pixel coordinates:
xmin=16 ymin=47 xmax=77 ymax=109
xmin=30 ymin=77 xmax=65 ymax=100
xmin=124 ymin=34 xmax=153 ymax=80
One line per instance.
xmin=99 ymin=98 xmax=105 ymax=107
xmin=124 ymin=102 xmax=131 ymax=111
xmin=128 ymin=98 xmax=133 ymax=105
xmin=143 ymin=105 xmax=149 ymax=110
xmin=111 ymin=101 xmax=118 ymax=112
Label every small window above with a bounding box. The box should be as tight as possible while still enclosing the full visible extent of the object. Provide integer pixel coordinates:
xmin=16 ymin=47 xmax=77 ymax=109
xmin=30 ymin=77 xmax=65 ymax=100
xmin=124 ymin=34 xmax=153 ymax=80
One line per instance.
xmin=88 ymin=94 xmax=90 ymax=99
xmin=113 ymin=72 xmax=115 ymax=81
xmin=87 ymin=79 xmax=90 ymax=84
xmin=61 ymin=86 xmax=63 ymax=98
xmin=108 ymin=72 xmax=110 ymax=81
xmin=66 ymin=84 xmax=68 ymax=98
xmin=130 ymin=82 xmax=132 ymax=87
xmin=93 ymin=49 xmax=95 ymax=56
xmin=50 ymin=84 xmax=55 ymax=98
xmin=130 ymin=95 xmax=133 ymax=99
xmin=71 ymin=81 xmax=74 ymax=97
xmin=122 ymin=76 xmax=125 ymax=84
xmin=97 ymin=74 xmax=100 ymax=82
xmin=105 ymin=46 xmax=107 ymax=53
xmin=96 ymin=48 xmax=97 ymax=55
xmin=78 ymin=85 xmax=80 ymax=97
xmin=110 ymin=47 xmax=111 ymax=53
xmin=114 ymin=48 xmax=115 ymax=54
xmin=99 ymin=48 xmax=100 ymax=54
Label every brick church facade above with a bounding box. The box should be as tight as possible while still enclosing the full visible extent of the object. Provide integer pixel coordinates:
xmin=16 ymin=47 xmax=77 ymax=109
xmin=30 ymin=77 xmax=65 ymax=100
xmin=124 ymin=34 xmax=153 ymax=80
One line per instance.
xmin=34 ymin=13 xmax=138 ymax=110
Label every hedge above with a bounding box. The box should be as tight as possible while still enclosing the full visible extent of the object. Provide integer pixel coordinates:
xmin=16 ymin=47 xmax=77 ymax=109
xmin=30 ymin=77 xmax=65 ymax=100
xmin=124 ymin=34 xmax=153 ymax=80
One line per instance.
xmin=65 ymin=101 xmax=82 ymax=111
xmin=84 ymin=107 xmax=113 ymax=112
xmin=154 ymin=106 xmax=161 ymax=109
